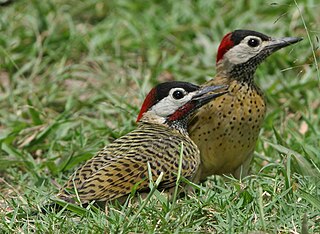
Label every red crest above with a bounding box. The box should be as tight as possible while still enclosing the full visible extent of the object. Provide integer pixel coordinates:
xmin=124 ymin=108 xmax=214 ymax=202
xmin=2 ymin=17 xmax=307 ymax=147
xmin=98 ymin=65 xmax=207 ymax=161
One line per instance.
xmin=216 ymin=32 xmax=234 ymax=63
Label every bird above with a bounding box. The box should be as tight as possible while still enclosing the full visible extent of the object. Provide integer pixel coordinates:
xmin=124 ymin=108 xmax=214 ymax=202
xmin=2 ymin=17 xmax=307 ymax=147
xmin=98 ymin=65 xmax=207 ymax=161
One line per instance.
xmin=188 ymin=29 xmax=302 ymax=180
xmin=57 ymin=81 xmax=228 ymax=204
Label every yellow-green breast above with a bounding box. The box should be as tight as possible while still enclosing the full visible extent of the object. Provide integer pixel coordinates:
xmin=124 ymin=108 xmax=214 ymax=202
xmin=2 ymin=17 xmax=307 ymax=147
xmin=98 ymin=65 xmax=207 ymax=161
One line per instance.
xmin=189 ymin=78 xmax=266 ymax=180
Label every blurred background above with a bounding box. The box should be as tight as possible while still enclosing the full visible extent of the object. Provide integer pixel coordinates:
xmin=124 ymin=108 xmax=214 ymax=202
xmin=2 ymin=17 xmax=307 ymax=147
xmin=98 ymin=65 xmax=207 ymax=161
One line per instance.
xmin=0 ymin=0 xmax=319 ymax=232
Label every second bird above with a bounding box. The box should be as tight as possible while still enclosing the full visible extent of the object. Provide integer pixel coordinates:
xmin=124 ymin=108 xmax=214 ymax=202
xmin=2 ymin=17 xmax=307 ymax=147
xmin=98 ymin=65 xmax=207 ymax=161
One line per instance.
xmin=57 ymin=81 xmax=227 ymax=204
xmin=189 ymin=29 xmax=302 ymax=180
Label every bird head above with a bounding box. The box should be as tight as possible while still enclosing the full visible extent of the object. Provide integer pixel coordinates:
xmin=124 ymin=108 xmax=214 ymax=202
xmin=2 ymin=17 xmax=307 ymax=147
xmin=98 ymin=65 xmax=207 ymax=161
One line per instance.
xmin=136 ymin=81 xmax=228 ymax=129
xmin=216 ymin=29 xmax=303 ymax=82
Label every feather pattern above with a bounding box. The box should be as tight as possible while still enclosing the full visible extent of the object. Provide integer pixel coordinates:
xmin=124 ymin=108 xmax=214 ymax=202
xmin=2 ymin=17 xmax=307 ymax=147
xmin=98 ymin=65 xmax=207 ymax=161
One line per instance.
xmin=58 ymin=122 xmax=200 ymax=203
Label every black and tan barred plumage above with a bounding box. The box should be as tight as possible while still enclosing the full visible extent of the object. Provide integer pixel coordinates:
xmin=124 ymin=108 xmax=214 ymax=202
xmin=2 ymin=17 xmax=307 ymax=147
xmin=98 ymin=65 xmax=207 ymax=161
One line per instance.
xmin=57 ymin=81 xmax=228 ymax=203
xmin=58 ymin=123 xmax=200 ymax=203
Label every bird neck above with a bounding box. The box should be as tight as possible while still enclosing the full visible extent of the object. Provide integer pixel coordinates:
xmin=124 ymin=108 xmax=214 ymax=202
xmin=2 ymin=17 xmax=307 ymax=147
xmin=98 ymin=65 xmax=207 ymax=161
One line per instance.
xmin=216 ymin=58 xmax=258 ymax=86
xmin=165 ymin=118 xmax=189 ymax=135
xmin=138 ymin=112 xmax=189 ymax=136
xmin=139 ymin=111 xmax=166 ymax=125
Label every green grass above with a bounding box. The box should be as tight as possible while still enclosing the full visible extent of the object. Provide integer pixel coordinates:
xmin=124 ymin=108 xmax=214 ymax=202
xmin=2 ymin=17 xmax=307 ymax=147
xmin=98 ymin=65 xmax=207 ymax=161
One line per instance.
xmin=0 ymin=0 xmax=319 ymax=232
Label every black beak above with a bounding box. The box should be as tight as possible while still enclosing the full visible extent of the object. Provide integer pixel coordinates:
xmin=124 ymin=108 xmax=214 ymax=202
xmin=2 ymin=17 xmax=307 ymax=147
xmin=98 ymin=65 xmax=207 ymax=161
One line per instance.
xmin=192 ymin=85 xmax=229 ymax=107
xmin=266 ymin=36 xmax=303 ymax=52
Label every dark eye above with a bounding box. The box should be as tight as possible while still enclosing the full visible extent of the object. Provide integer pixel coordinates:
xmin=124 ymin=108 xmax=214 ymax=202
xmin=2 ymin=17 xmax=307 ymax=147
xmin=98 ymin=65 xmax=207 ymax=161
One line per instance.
xmin=172 ymin=90 xmax=185 ymax=99
xmin=248 ymin=38 xmax=260 ymax=47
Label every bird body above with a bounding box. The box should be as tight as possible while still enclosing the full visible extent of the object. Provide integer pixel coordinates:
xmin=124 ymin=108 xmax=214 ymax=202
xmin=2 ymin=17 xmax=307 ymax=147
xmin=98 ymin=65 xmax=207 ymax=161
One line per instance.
xmin=189 ymin=30 xmax=302 ymax=180
xmin=58 ymin=81 xmax=227 ymax=203
xmin=190 ymin=77 xmax=266 ymax=179
xmin=59 ymin=122 xmax=200 ymax=203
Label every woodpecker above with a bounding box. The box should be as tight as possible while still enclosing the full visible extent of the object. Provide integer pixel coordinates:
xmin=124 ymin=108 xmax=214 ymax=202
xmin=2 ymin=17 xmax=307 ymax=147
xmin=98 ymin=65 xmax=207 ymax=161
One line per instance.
xmin=57 ymin=81 xmax=228 ymax=204
xmin=188 ymin=29 xmax=302 ymax=180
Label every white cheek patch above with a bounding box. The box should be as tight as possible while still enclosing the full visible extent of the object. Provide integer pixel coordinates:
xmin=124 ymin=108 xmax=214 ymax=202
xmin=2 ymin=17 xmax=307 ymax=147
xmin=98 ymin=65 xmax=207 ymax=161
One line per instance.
xmin=224 ymin=43 xmax=262 ymax=64
xmin=149 ymin=92 xmax=195 ymax=117
xmin=223 ymin=36 xmax=270 ymax=65
xmin=151 ymin=99 xmax=182 ymax=117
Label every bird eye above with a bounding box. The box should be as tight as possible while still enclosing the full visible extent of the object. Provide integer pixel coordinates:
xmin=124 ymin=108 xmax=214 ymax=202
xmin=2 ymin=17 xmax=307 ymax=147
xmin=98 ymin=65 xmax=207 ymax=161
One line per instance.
xmin=248 ymin=38 xmax=260 ymax=47
xmin=172 ymin=90 xmax=185 ymax=99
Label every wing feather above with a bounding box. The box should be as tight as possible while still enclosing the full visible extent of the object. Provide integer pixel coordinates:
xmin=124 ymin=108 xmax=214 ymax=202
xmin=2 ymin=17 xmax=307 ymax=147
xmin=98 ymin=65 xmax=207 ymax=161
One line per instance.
xmin=58 ymin=124 xmax=200 ymax=203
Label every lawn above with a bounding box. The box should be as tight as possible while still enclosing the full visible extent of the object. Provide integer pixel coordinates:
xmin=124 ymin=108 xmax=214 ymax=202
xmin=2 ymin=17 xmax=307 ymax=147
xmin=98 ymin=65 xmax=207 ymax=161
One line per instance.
xmin=0 ymin=0 xmax=319 ymax=233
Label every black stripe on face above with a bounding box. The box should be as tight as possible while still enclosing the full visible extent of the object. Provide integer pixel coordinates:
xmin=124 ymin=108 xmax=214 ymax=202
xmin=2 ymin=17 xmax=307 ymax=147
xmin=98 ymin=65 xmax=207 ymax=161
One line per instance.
xmin=231 ymin=30 xmax=271 ymax=45
xmin=155 ymin=81 xmax=199 ymax=103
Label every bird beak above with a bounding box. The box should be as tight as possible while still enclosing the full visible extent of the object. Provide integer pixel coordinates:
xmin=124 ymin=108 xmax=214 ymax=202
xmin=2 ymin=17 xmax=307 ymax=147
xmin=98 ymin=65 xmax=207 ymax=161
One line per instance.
xmin=265 ymin=36 xmax=303 ymax=52
xmin=166 ymin=85 xmax=229 ymax=123
xmin=192 ymin=85 xmax=229 ymax=106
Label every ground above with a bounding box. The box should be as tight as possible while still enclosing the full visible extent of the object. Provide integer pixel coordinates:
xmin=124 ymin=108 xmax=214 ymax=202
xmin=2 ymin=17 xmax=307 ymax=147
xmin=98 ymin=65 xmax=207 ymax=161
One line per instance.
xmin=0 ymin=0 xmax=319 ymax=233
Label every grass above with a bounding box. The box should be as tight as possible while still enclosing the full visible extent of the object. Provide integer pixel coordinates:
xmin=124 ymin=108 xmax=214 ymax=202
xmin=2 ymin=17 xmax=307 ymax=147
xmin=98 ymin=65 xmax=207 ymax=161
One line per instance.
xmin=0 ymin=0 xmax=319 ymax=232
